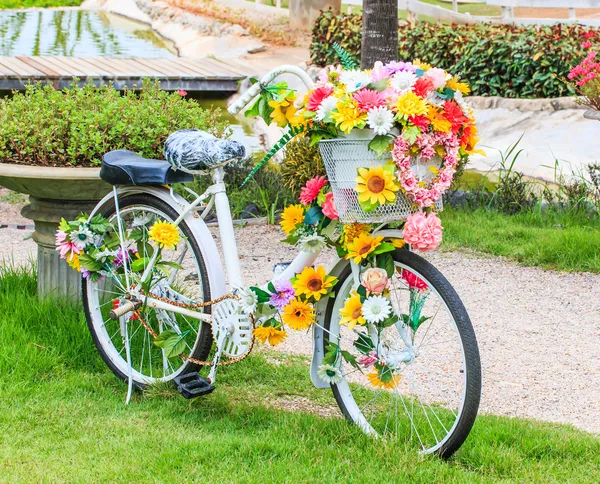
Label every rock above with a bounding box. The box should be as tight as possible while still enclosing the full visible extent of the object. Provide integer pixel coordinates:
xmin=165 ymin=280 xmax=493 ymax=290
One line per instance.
xmin=247 ymin=45 xmax=266 ymax=54
xmin=240 ymin=203 xmax=260 ymax=219
xmin=229 ymin=24 xmax=250 ymax=37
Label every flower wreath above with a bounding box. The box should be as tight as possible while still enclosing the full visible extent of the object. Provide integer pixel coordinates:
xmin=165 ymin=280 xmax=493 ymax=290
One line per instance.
xmin=392 ymin=130 xmax=460 ymax=209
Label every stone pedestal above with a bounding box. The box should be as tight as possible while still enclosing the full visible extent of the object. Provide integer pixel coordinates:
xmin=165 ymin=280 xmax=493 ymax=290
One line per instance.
xmin=21 ymin=197 xmax=100 ymax=300
xmin=0 ymin=163 xmax=111 ymax=300
xmin=289 ymin=0 xmax=341 ymax=30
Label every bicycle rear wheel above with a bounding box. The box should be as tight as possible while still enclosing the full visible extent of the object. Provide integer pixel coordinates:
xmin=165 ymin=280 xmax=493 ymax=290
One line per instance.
xmin=83 ymin=193 xmax=213 ymax=388
xmin=323 ymin=249 xmax=481 ymax=458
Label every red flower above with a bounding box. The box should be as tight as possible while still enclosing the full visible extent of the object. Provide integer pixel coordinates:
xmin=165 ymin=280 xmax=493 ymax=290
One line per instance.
xmin=299 ymin=176 xmax=327 ymax=205
xmin=177 ymin=89 xmax=187 ymax=96
xmin=409 ymin=115 xmax=430 ymax=130
xmin=307 ymin=86 xmax=334 ymax=111
xmin=401 ymin=269 xmax=428 ymax=291
xmin=582 ymin=40 xmax=592 ymax=49
xmin=321 ymin=191 xmax=338 ymax=220
xmin=443 ymin=101 xmax=469 ymax=134
xmin=412 ymin=77 xmax=435 ymax=98
xmin=583 ymin=31 xmax=595 ymax=39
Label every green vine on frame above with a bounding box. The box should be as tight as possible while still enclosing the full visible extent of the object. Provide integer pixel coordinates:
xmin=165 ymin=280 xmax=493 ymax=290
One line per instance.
xmin=240 ymin=124 xmax=305 ymax=188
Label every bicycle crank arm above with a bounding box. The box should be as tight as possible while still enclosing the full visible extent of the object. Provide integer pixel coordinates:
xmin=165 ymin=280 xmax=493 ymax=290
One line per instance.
xmin=143 ymin=297 xmax=212 ymax=323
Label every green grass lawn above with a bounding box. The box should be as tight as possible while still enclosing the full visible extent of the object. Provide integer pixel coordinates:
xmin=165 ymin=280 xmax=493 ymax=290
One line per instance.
xmin=1 ymin=266 xmax=599 ymax=481
xmin=441 ymin=207 xmax=600 ymax=273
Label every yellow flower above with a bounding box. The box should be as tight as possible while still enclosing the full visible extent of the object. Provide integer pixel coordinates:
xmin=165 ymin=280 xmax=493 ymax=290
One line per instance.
xmin=331 ymin=100 xmax=367 ymax=134
xmin=293 ymin=266 xmax=337 ymax=301
xmin=461 ymin=124 xmax=486 ymax=156
xmin=413 ymin=59 xmax=432 ymax=70
xmin=342 ymin=223 xmax=370 ymax=249
xmin=355 ymin=165 xmax=400 ymax=206
xmin=426 ymin=106 xmax=452 ymax=133
xmin=254 ymin=324 xmax=287 ymax=346
xmin=388 ymin=238 xmax=406 ymax=249
xmin=339 ymin=292 xmax=366 ymax=330
xmin=366 ymin=371 xmax=402 ymax=389
xmin=66 ymin=251 xmax=81 ymax=271
xmin=446 ymin=75 xmax=471 ymax=94
xmin=269 ymin=93 xmax=303 ymax=128
xmin=282 ymin=298 xmax=315 ymax=330
xmin=394 ymin=91 xmax=428 ymax=120
xmin=149 ymin=220 xmax=181 ymax=250
xmin=280 ymin=204 xmax=305 ymax=235
xmin=345 ymin=233 xmax=384 ymax=264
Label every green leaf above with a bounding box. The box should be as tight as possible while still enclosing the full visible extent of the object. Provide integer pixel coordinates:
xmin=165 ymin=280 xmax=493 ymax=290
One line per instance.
xmin=354 ymin=332 xmax=374 ymax=355
xmin=281 ymin=234 xmax=301 ymax=245
xmin=154 ymin=329 xmax=190 ymax=358
xmin=78 ymin=253 xmax=102 ymax=272
xmin=377 ymin=364 xmax=394 ymax=383
xmin=251 ymin=287 xmax=271 ymax=304
xmin=258 ymin=97 xmax=272 ymax=125
xmin=244 ymin=97 xmax=261 ymax=118
xmin=367 ymin=134 xmax=394 ymax=157
xmin=380 ymin=314 xmax=399 ymax=328
xmin=369 ymin=79 xmax=389 ymax=92
xmin=376 ymin=253 xmax=395 ymax=277
xmin=267 ymin=281 xmax=276 ymax=293
xmin=131 ymin=257 xmax=150 ymax=272
xmin=403 ymin=125 xmax=421 ymax=145
xmin=356 ymin=284 xmax=367 ymax=303
xmin=322 ymin=342 xmax=339 ymax=365
xmin=372 ymin=242 xmax=395 ymax=256
xmin=58 ymin=218 xmax=70 ymax=232
xmin=341 ymin=350 xmax=361 ymax=371
xmin=304 ymin=206 xmax=323 ymax=225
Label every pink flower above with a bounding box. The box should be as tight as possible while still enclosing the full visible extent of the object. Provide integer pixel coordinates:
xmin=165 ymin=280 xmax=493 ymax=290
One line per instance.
xmin=370 ymin=61 xmax=387 ymax=82
xmin=361 ymin=268 xmax=388 ymax=295
xmin=269 ymin=279 xmax=295 ymax=310
xmin=353 ymin=89 xmax=388 ymax=112
xmin=55 ymin=230 xmax=81 ymax=260
xmin=401 ymin=269 xmax=429 ymax=291
xmin=403 ymin=211 xmax=443 ymax=252
xmin=424 ymin=67 xmax=447 ymax=90
xmin=307 ymin=86 xmax=334 ymax=111
xmin=299 ymin=176 xmax=327 ymax=205
xmin=176 ymin=89 xmax=187 ymax=96
xmin=321 ymin=191 xmax=338 ymax=220
xmin=583 ymin=40 xmax=592 ymax=49
xmin=359 ymin=350 xmax=378 ymax=368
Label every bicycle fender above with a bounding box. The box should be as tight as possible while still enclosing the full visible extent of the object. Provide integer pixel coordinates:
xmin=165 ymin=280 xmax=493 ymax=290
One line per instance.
xmin=89 ymin=186 xmax=227 ymax=299
xmin=310 ymin=228 xmax=405 ymax=389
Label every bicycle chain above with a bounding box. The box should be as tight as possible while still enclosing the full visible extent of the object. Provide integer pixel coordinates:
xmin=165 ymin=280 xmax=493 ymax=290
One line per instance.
xmin=127 ymin=291 xmax=255 ymax=367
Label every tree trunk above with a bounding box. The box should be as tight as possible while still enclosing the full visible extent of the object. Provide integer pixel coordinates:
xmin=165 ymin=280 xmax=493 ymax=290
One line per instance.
xmin=360 ymin=0 xmax=399 ymax=69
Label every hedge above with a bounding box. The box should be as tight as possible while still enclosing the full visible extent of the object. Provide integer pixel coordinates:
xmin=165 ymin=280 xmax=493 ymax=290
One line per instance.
xmin=311 ymin=11 xmax=598 ymax=98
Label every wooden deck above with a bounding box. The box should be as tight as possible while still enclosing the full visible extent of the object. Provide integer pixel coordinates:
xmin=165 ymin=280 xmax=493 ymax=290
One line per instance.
xmin=0 ymin=56 xmax=250 ymax=92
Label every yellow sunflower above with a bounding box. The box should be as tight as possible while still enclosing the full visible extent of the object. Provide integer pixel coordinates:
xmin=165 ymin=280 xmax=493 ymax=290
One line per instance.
xmin=330 ymin=100 xmax=367 ymax=134
xmin=342 ymin=223 xmax=371 ymax=249
xmin=268 ymin=93 xmax=303 ymax=128
xmin=339 ymin=292 xmax=366 ymax=330
xmin=149 ymin=221 xmax=181 ymax=250
xmin=413 ymin=59 xmax=432 ymax=70
xmin=388 ymin=238 xmax=406 ymax=249
xmin=366 ymin=371 xmax=402 ymax=389
xmin=293 ymin=265 xmax=337 ymax=301
xmin=355 ymin=166 xmax=400 ymax=206
xmin=426 ymin=106 xmax=452 ymax=133
xmin=66 ymin=252 xmax=81 ymax=271
xmin=446 ymin=75 xmax=471 ymax=95
xmin=345 ymin=233 xmax=384 ymax=264
xmin=254 ymin=325 xmax=287 ymax=346
xmin=280 ymin=204 xmax=305 ymax=235
xmin=394 ymin=91 xmax=428 ymax=120
xmin=282 ymin=298 xmax=315 ymax=330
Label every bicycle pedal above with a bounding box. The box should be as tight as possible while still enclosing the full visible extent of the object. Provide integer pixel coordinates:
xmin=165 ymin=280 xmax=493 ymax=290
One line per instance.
xmin=173 ymin=372 xmax=215 ymax=399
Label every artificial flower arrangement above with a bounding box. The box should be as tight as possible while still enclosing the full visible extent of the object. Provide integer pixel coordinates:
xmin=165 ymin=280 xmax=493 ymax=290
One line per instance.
xmin=240 ymin=174 xmax=434 ymax=388
xmin=569 ymin=31 xmax=600 ymax=112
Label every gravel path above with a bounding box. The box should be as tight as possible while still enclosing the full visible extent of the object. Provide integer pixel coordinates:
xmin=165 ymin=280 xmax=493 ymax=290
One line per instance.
xmin=1 ymin=211 xmax=598 ymax=434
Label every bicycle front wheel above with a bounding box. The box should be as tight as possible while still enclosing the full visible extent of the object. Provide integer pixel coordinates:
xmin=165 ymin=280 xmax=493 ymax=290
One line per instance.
xmin=83 ymin=193 xmax=213 ymax=388
xmin=323 ymin=249 xmax=481 ymax=458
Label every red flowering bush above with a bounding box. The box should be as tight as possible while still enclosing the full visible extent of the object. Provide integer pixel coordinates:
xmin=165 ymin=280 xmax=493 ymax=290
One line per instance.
xmin=568 ymin=34 xmax=600 ymax=111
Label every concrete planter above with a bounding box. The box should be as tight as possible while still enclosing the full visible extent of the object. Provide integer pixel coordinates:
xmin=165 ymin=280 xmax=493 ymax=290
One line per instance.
xmin=0 ymin=163 xmax=111 ymax=299
xmin=584 ymin=110 xmax=600 ymax=121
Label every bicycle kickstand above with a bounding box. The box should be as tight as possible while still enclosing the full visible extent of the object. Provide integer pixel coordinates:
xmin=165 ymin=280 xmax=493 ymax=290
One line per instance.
xmin=207 ymin=326 xmax=230 ymax=384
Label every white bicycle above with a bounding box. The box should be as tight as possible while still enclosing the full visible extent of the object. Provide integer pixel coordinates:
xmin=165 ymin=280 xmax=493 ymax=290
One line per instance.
xmin=82 ymin=66 xmax=481 ymax=458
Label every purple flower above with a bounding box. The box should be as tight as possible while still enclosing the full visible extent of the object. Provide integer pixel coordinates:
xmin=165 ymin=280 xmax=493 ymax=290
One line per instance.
xmin=269 ymin=279 xmax=295 ymax=310
xmin=82 ymin=269 xmax=104 ymax=282
xmin=113 ymin=247 xmax=137 ymax=268
xmin=383 ymin=61 xmax=417 ymax=76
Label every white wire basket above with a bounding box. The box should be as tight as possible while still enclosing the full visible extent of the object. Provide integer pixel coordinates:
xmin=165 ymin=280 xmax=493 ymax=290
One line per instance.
xmin=319 ymin=131 xmax=443 ymax=224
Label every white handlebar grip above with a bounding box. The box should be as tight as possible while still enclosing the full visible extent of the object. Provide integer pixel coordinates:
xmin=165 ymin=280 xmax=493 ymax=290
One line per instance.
xmin=228 ymin=81 xmax=262 ymax=115
xmin=110 ymin=300 xmax=142 ymax=320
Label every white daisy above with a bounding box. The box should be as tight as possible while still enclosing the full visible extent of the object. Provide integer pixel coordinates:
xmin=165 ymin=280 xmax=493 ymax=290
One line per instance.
xmin=317 ymin=363 xmax=344 ymax=384
xmin=390 ymin=71 xmax=417 ymax=94
xmin=362 ymin=295 xmax=392 ymax=324
xmin=315 ymin=96 xmax=338 ymax=122
xmin=453 ymin=91 xmax=470 ymax=114
xmin=237 ymin=286 xmax=258 ymax=315
xmin=339 ymin=70 xmax=372 ymax=93
xmin=132 ymin=213 xmax=153 ymax=228
xmin=69 ymin=227 xmax=94 ymax=250
xmin=297 ymin=233 xmax=327 ymax=254
xmin=366 ymin=106 xmax=395 ymax=136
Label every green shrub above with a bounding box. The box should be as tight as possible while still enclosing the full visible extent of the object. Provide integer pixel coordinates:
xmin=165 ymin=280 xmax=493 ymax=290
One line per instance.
xmin=0 ymin=80 xmax=226 ymax=167
xmin=280 ymin=137 xmax=326 ymax=195
xmin=311 ymin=11 xmax=598 ymax=98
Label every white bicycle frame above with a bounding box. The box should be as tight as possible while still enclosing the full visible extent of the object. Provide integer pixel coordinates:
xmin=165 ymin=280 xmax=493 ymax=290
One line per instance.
xmin=89 ymin=65 xmax=407 ymax=392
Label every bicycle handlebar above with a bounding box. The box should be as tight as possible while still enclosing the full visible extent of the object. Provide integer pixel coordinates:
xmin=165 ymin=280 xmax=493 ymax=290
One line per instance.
xmin=228 ymin=65 xmax=315 ymax=116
